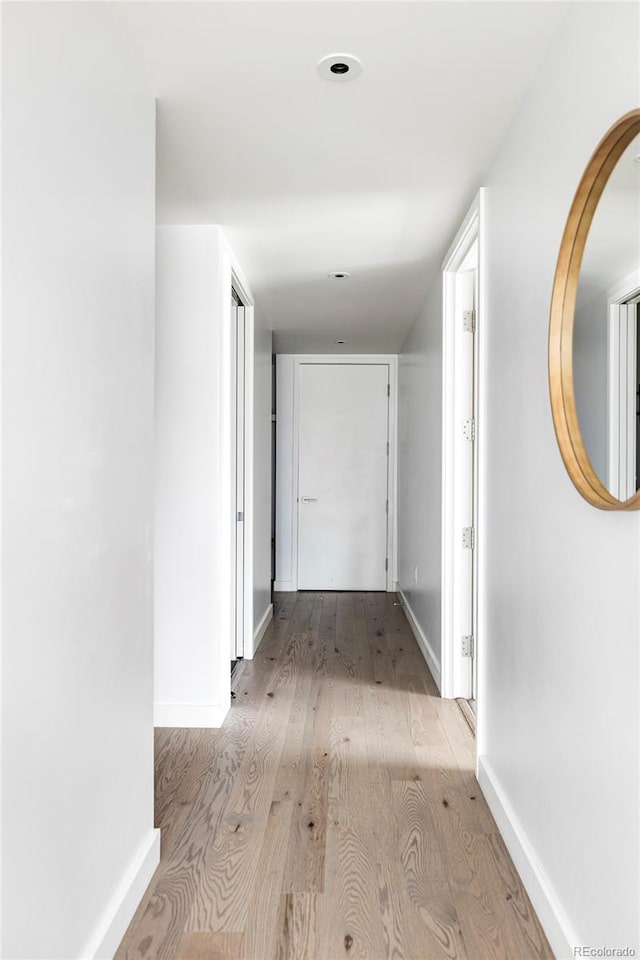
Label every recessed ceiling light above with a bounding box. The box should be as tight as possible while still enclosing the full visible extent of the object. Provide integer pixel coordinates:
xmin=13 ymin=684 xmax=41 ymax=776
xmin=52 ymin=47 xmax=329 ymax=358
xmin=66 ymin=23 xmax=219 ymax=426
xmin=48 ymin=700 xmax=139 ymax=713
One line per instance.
xmin=317 ymin=54 xmax=362 ymax=82
xmin=328 ymin=271 xmax=351 ymax=279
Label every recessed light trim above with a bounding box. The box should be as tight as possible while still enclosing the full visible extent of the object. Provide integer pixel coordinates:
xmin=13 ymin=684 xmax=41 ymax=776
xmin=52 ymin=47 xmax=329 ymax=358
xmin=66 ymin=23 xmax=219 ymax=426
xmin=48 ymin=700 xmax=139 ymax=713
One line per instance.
xmin=328 ymin=271 xmax=351 ymax=280
xmin=317 ymin=54 xmax=362 ymax=82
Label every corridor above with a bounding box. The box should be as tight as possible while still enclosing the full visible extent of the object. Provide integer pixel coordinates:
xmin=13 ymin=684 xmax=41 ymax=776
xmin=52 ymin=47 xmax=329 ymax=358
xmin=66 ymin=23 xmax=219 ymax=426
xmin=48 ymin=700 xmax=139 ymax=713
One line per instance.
xmin=116 ymin=593 xmax=552 ymax=960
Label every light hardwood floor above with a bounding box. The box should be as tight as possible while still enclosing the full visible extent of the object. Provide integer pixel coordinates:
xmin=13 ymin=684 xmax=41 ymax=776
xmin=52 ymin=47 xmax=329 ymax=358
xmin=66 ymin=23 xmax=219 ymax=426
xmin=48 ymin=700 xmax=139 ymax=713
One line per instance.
xmin=116 ymin=593 xmax=553 ymax=960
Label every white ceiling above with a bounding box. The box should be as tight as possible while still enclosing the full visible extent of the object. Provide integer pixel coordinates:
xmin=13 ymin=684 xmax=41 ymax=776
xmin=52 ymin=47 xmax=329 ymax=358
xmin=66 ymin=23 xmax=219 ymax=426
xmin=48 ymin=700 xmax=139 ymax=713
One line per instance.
xmin=111 ymin=1 xmax=569 ymax=353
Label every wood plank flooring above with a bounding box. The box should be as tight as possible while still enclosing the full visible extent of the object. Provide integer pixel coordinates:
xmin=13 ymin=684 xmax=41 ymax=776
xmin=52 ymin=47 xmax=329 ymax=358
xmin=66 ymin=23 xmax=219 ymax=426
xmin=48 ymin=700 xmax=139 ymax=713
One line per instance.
xmin=115 ymin=593 xmax=553 ymax=960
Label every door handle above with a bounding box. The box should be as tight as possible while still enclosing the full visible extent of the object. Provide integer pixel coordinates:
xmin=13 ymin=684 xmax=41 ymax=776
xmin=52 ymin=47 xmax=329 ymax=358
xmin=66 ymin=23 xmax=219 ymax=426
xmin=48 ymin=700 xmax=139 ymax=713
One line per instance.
xmin=300 ymin=496 xmax=318 ymax=503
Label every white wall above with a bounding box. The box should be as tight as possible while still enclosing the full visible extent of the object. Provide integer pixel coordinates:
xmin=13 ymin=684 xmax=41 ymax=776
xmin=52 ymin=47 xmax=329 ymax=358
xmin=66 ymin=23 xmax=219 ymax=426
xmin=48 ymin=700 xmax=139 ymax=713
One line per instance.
xmin=1 ymin=5 xmax=158 ymax=958
xmin=399 ymin=3 xmax=639 ymax=956
xmin=479 ymin=5 xmax=639 ymax=954
xmin=155 ymin=227 xmax=229 ymax=726
xmin=397 ymin=282 xmax=443 ymax=673
xmin=253 ymin=305 xmax=274 ymax=644
xmin=155 ymin=226 xmax=271 ymax=721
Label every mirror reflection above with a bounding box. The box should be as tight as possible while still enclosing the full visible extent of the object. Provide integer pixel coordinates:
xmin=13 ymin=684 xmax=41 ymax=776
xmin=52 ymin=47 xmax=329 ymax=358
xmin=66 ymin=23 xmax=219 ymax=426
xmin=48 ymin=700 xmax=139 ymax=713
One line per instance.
xmin=573 ymin=134 xmax=640 ymax=500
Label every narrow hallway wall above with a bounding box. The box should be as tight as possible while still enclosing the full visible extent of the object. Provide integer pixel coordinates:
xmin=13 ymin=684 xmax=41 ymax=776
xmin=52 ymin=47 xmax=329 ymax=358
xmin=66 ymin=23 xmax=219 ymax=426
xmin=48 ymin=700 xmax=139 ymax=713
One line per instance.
xmin=1 ymin=5 xmax=157 ymax=956
xmin=397 ymin=282 xmax=444 ymax=681
xmin=479 ymin=4 xmax=639 ymax=953
xmin=155 ymin=227 xmax=272 ymax=721
xmin=155 ymin=227 xmax=229 ymax=725
xmin=398 ymin=3 xmax=639 ymax=954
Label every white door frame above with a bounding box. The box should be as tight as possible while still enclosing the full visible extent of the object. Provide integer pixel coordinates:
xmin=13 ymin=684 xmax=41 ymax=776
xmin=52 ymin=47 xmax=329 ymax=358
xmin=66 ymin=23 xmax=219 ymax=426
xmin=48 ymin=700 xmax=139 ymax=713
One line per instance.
xmin=231 ymin=288 xmax=246 ymax=662
xmin=218 ymin=239 xmax=255 ymax=669
xmin=441 ymin=190 xmax=485 ymax=704
xmin=275 ymin=355 xmax=398 ymax=592
xmin=607 ymin=271 xmax=640 ymax=501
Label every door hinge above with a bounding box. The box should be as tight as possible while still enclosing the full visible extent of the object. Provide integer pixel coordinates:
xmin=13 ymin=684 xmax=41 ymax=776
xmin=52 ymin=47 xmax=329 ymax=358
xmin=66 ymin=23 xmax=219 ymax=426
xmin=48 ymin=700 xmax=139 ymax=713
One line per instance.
xmin=385 ymin=558 xmax=388 ymax=571
xmin=386 ymin=441 xmax=390 ymax=456
xmin=462 ymin=418 xmax=476 ymax=442
xmin=462 ymin=526 xmax=475 ymax=549
xmin=387 ymin=383 xmax=391 ymax=397
xmin=385 ymin=499 xmax=389 ymax=514
xmin=461 ymin=635 xmax=474 ymax=657
xmin=237 ymin=511 xmax=244 ymax=522
xmin=463 ymin=309 xmax=476 ymax=333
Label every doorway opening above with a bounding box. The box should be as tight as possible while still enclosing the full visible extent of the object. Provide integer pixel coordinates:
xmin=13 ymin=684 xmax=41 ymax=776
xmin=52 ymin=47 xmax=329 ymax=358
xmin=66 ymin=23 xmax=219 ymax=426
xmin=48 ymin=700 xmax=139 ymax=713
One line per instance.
xmin=441 ymin=191 xmax=484 ymax=726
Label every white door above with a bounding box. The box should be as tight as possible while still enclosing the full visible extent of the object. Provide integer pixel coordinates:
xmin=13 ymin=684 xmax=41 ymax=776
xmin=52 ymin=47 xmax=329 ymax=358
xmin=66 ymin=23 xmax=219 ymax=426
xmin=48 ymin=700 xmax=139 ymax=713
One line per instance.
xmin=297 ymin=363 xmax=389 ymax=590
xmin=232 ymin=287 xmax=245 ymax=660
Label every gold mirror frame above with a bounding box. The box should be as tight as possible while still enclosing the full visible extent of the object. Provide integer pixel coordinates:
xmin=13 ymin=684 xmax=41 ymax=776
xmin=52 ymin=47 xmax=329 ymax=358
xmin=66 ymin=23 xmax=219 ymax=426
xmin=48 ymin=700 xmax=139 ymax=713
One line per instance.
xmin=549 ymin=109 xmax=640 ymax=510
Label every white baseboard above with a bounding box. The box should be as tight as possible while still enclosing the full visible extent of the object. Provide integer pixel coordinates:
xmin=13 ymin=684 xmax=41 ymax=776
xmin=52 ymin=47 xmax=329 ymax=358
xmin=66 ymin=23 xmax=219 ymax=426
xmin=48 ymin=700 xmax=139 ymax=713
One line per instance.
xmin=154 ymin=701 xmax=229 ymax=728
xmin=397 ymin=589 xmax=442 ymax=691
xmin=250 ymin=603 xmax=273 ymax=657
xmin=82 ymin=828 xmax=160 ymax=959
xmin=273 ymin=580 xmax=296 ymax=591
xmin=477 ymin=755 xmax=575 ymax=960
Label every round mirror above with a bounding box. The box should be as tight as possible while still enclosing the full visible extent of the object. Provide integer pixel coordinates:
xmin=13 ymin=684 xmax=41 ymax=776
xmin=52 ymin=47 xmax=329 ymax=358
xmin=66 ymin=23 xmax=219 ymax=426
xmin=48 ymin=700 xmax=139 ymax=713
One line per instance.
xmin=549 ymin=110 xmax=640 ymax=510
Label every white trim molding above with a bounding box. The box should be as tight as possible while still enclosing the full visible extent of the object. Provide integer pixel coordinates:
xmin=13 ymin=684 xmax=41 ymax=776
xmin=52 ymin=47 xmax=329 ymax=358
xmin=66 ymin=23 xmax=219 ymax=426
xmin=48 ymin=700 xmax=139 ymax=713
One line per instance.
xmin=83 ymin=828 xmax=161 ymax=960
xmin=230 ymin=257 xmax=255 ymax=663
xmin=273 ymin=580 xmax=296 ymax=592
xmin=154 ymin=702 xmax=229 ymax=728
xmin=398 ymin=589 xmax=442 ymax=691
xmin=606 ymin=271 xmax=640 ymax=501
xmin=441 ymin=189 xmax=486 ymax=709
xmin=477 ymin=756 xmax=576 ymax=960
